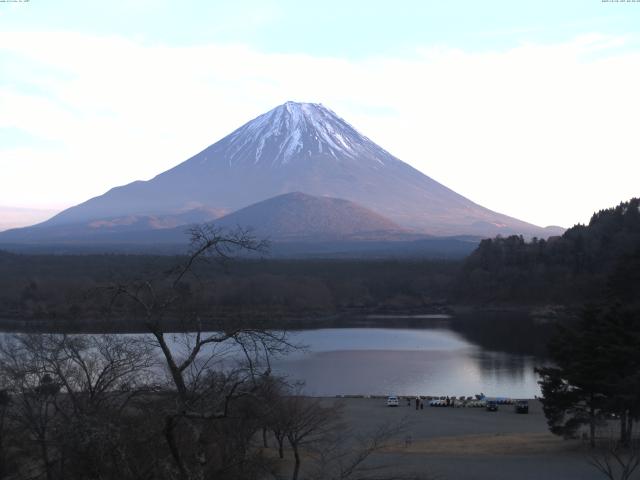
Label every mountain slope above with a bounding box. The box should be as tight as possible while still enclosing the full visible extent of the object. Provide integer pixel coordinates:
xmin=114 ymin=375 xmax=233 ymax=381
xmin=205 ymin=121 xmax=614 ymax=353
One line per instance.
xmin=2 ymin=101 xmax=558 ymax=240
xmin=0 ymin=207 xmax=223 ymax=243
xmin=214 ymin=192 xmax=408 ymax=241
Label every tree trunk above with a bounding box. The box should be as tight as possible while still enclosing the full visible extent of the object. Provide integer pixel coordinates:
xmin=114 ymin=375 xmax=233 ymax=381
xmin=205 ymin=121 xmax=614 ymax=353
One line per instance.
xmin=153 ymin=332 xmax=188 ymax=398
xmin=291 ymin=444 xmax=300 ymax=480
xmin=621 ymin=410 xmax=628 ymax=446
xmin=163 ymin=415 xmax=189 ymax=480
xmin=589 ymin=401 xmax=596 ymax=448
xmin=40 ymin=438 xmax=53 ymax=480
xmin=277 ymin=436 xmax=284 ymax=459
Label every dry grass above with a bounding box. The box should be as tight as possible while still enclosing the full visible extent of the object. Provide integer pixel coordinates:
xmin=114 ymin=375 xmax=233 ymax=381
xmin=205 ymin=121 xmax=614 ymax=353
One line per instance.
xmin=385 ymin=433 xmax=583 ymax=456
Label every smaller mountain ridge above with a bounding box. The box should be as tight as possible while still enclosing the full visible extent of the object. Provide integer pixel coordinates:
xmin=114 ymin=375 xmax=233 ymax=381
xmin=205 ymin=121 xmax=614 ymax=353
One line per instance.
xmin=0 ymin=207 xmax=224 ymax=243
xmin=215 ymin=192 xmax=408 ymax=241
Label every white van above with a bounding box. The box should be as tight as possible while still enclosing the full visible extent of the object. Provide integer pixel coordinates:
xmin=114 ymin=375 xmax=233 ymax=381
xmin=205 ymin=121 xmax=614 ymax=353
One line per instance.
xmin=386 ymin=395 xmax=399 ymax=407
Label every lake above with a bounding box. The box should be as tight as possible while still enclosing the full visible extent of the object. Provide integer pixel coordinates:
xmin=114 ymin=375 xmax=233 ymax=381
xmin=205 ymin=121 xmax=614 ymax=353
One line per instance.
xmin=0 ymin=312 xmax=550 ymax=399
xmin=270 ymin=324 xmax=545 ymax=398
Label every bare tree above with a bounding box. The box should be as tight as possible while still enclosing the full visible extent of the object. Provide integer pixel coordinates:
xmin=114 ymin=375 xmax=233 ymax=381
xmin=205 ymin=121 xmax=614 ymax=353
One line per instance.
xmin=105 ymin=225 xmax=295 ymax=480
xmin=588 ymin=439 xmax=640 ymax=480
xmin=0 ymin=389 xmax=11 ymax=478
xmin=268 ymin=397 xmax=290 ymax=460
xmin=20 ymin=334 xmax=154 ymax=414
xmin=267 ymin=396 xmax=429 ymax=480
xmin=308 ymin=419 xmax=412 ymax=480
xmin=0 ymin=335 xmax=64 ymax=480
xmin=279 ymin=395 xmax=343 ymax=480
xmin=0 ymin=333 xmax=157 ymax=480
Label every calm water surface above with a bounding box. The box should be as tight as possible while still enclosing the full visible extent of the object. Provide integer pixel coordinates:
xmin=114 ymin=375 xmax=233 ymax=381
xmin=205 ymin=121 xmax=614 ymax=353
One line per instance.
xmin=2 ymin=314 xmax=546 ymax=398
xmin=270 ymin=327 xmax=543 ymax=398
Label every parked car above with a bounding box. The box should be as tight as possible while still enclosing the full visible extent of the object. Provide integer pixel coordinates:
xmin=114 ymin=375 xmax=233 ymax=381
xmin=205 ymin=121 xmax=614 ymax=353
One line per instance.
xmin=386 ymin=396 xmax=399 ymax=407
xmin=486 ymin=400 xmax=498 ymax=412
xmin=515 ymin=400 xmax=529 ymax=414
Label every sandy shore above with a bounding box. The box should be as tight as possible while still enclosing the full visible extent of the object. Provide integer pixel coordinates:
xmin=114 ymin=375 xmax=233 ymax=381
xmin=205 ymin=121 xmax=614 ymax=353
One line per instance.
xmin=314 ymin=398 xmax=603 ymax=480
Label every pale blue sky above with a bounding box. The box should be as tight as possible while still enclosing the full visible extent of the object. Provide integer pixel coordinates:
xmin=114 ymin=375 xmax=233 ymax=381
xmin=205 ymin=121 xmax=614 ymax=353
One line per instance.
xmin=3 ymin=0 xmax=638 ymax=55
xmin=1 ymin=0 xmax=639 ymax=229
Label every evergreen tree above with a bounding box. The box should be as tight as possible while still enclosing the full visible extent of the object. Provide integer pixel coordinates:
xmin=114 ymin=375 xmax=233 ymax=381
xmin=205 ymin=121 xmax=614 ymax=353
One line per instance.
xmin=537 ymin=305 xmax=640 ymax=447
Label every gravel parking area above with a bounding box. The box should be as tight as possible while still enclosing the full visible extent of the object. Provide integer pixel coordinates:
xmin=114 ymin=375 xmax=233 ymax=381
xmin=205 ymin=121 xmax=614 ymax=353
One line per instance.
xmin=317 ymin=398 xmax=605 ymax=480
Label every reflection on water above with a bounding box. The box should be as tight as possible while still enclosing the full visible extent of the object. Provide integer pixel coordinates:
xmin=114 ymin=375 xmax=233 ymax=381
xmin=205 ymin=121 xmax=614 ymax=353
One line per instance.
xmin=0 ymin=312 xmax=549 ymax=398
xmin=272 ymin=327 xmax=544 ymax=398
xmin=450 ymin=311 xmax=554 ymax=358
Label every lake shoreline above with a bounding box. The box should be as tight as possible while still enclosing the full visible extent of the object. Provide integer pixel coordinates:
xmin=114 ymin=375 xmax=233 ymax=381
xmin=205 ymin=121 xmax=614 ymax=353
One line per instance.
xmin=0 ymin=303 xmax=572 ymax=334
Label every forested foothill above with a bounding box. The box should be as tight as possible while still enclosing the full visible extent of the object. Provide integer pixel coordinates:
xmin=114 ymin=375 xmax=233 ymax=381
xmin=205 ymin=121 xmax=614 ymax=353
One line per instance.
xmin=456 ymin=198 xmax=640 ymax=308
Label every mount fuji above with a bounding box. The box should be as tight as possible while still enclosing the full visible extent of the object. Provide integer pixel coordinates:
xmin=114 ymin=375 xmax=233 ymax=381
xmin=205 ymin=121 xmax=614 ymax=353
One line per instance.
xmin=0 ymin=101 xmax=562 ymax=249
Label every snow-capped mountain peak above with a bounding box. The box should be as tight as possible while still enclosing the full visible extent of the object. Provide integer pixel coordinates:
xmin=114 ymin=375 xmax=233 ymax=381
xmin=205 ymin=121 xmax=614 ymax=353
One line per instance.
xmin=217 ymin=101 xmax=391 ymax=167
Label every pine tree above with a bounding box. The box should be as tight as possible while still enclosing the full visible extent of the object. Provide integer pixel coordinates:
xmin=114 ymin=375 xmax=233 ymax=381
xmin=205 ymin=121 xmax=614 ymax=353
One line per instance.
xmin=537 ymin=305 xmax=640 ymax=447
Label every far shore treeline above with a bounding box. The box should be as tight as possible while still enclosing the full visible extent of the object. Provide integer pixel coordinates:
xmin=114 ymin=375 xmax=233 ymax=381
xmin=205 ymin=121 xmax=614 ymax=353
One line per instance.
xmin=457 ymin=197 xmax=640 ymax=307
xmin=0 ymin=197 xmax=638 ymax=330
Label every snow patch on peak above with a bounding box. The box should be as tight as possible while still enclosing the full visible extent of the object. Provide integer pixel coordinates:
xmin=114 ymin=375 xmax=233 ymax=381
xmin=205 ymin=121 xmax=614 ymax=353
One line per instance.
xmin=220 ymin=101 xmax=394 ymax=168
